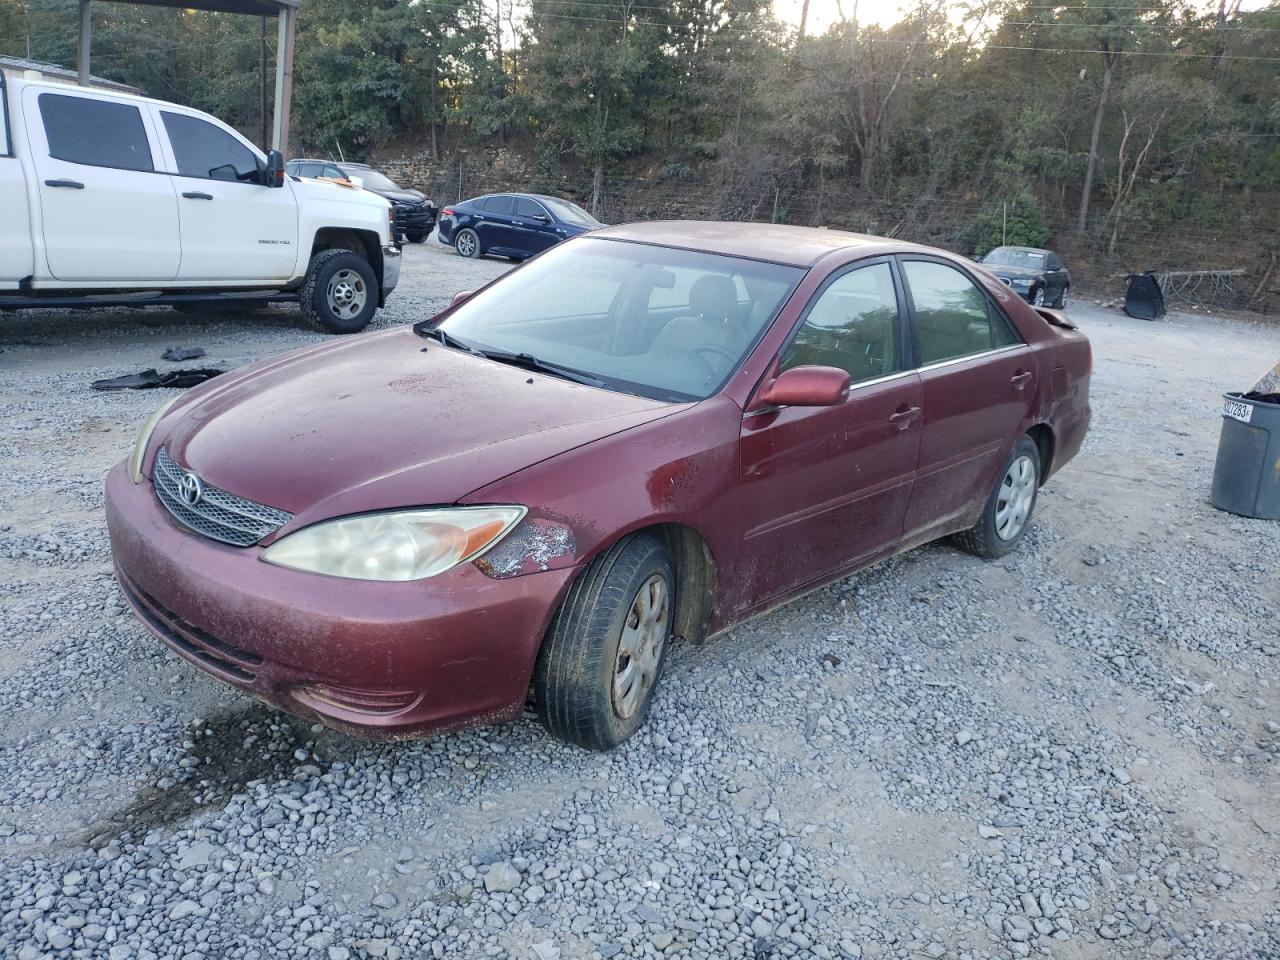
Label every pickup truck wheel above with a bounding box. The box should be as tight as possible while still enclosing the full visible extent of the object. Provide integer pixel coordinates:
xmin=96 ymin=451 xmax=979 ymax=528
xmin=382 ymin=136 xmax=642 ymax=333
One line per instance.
xmin=454 ymin=228 xmax=481 ymax=259
xmin=300 ymin=249 xmax=378 ymax=334
xmin=954 ymin=436 xmax=1041 ymax=559
xmin=534 ymin=533 xmax=674 ymax=750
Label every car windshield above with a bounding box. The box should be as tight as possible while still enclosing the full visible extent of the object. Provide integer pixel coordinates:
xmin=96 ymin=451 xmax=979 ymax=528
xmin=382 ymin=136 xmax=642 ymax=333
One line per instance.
xmin=348 ymin=168 xmax=401 ymax=192
xmin=425 ymin=238 xmax=803 ymax=402
xmin=983 ymin=247 xmax=1047 ymax=269
xmin=540 ymin=197 xmax=602 ymax=228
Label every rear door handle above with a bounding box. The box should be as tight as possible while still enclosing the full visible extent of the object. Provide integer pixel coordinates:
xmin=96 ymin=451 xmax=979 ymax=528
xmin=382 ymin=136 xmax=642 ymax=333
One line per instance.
xmin=889 ymin=405 xmax=921 ymax=431
xmin=45 ymin=179 xmax=84 ymax=189
xmin=1011 ymin=371 xmax=1033 ymax=391
xmin=182 ymin=191 xmax=213 ymax=200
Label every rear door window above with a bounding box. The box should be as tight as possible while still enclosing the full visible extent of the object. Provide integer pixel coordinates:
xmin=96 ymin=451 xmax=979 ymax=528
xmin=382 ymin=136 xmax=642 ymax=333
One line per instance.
xmin=482 ymin=195 xmax=515 ymax=216
xmin=40 ymin=93 xmax=154 ymax=171
xmin=161 ymin=111 xmax=259 ymax=182
xmin=902 ymin=260 xmax=1021 ymax=366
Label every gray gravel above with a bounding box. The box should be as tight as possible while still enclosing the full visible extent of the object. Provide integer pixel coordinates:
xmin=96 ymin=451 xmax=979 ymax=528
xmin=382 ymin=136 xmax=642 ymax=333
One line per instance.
xmin=2 ymin=239 xmax=1279 ymax=960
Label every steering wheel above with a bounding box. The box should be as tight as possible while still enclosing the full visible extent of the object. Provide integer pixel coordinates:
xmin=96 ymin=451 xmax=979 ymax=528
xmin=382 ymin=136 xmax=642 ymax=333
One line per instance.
xmin=694 ymin=344 xmax=739 ymax=367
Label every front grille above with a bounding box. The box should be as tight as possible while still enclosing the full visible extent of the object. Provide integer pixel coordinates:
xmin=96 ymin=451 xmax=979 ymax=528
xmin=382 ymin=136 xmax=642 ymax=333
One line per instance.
xmin=117 ymin=568 xmax=263 ymax=683
xmin=153 ymin=447 xmax=292 ymax=547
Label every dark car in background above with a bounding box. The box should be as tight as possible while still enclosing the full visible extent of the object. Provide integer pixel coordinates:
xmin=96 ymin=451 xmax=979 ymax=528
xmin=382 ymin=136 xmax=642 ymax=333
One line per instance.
xmin=437 ymin=193 xmax=602 ymax=261
xmin=286 ymin=159 xmax=437 ymax=243
xmin=979 ymin=246 xmax=1071 ymax=308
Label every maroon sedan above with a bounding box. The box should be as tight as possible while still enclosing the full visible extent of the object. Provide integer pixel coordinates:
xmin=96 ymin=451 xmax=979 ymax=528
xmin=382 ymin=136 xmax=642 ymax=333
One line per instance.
xmin=106 ymin=222 xmax=1091 ymax=749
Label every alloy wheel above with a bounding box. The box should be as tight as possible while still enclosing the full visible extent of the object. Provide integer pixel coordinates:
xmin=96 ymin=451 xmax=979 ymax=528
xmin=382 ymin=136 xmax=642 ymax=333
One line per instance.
xmin=456 ymin=232 xmax=477 ymax=257
xmin=612 ymin=573 xmax=669 ymax=720
xmin=995 ymin=454 xmax=1036 ymax=540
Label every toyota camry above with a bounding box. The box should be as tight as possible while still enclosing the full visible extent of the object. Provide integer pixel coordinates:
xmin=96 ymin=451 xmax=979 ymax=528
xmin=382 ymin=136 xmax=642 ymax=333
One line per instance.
xmin=106 ymin=222 xmax=1092 ymax=750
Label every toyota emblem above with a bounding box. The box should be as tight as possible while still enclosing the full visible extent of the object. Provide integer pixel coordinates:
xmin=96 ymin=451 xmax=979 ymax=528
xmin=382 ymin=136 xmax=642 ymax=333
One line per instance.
xmin=177 ymin=471 xmax=204 ymax=507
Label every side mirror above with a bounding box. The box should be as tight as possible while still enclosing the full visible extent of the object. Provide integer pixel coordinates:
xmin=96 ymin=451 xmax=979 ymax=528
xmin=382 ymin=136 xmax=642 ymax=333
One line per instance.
xmin=450 ymin=290 xmax=474 ymax=308
xmin=263 ymin=150 xmax=285 ymax=188
xmin=753 ymin=366 xmax=850 ymax=409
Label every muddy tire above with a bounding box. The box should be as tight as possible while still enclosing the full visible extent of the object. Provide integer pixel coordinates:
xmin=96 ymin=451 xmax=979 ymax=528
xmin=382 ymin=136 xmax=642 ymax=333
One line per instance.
xmin=534 ymin=533 xmax=674 ymax=750
xmin=954 ymin=435 xmax=1041 ymax=559
xmin=299 ymin=249 xmax=378 ymax=334
xmin=454 ymin=228 xmax=481 ymax=259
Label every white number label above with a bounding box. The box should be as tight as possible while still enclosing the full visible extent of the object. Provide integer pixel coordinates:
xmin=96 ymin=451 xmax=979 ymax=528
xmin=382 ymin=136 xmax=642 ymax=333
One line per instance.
xmin=1223 ymin=398 xmax=1253 ymax=424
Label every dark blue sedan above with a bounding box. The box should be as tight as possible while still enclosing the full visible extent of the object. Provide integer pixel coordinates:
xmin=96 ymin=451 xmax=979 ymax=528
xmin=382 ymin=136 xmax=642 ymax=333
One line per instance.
xmin=437 ymin=193 xmax=603 ymax=261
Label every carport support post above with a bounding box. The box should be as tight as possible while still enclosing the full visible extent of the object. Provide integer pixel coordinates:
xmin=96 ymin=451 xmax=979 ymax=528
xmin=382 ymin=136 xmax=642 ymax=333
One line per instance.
xmin=271 ymin=5 xmax=296 ymax=155
xmin=77 ymin=0 xmax=91 ymax=86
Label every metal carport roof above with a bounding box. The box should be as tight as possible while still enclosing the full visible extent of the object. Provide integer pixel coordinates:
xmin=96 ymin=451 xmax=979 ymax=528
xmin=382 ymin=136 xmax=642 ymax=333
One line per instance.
xmin=73 ymin=0 xmax=300 ymax=153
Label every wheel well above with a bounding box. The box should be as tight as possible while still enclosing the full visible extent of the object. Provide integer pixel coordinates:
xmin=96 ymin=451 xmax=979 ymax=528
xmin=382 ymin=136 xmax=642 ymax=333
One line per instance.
xmin=631 ymin=523 xmax=716 ymax=646
xmin=1027 ymin=423 xmax=1055 ymax=482
xmin=312 ymin=228 xmax=381 ymax=272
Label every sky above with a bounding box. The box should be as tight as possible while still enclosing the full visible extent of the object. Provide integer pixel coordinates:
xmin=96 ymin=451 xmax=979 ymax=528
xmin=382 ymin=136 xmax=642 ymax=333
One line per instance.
xmin=771 ymin=0 xmax=1274 ymax=33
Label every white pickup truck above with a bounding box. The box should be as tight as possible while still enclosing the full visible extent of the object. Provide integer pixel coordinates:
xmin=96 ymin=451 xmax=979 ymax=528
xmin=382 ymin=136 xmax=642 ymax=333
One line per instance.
xmin=0 ymin=63 xmax=400 ymax=333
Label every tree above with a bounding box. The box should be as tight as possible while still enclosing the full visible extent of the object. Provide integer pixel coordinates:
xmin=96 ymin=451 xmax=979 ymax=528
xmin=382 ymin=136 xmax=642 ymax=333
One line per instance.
xmin=523 ymin=0 xmax=669 ymax=215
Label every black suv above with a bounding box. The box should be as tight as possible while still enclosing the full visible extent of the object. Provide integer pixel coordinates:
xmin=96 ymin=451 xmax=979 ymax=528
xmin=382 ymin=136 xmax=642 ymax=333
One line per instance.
xmin=286 ymin=159 xmax=438 ymax=243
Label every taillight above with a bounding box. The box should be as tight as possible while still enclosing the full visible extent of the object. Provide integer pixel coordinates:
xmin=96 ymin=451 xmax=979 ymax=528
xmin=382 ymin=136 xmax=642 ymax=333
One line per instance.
xmin=442 ymin=207 xmax=455 ymax=217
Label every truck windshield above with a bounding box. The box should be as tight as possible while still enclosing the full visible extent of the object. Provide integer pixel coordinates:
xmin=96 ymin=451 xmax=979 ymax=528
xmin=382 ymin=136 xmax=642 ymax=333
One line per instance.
xmin=420 ymin=238 xmax=802 ymax=403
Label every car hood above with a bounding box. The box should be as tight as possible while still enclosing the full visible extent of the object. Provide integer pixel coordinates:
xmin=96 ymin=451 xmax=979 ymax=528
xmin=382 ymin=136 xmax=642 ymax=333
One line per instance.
xmin=380 ymin=188 xmax=429 ymax=205
xmin=159 ymin=329 xmax=681 ymax=527
xmin=984 ymin=263 xmax=1044 ymax=280
xmin=289 ymin=177 xmax=390 ymax=213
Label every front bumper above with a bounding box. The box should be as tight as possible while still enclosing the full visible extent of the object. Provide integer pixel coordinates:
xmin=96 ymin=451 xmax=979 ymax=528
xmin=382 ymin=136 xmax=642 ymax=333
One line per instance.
xmin=381 ymin=244 xmax=401 ymax=303
xmin=105 ymin=462 xmax=578 ymax=739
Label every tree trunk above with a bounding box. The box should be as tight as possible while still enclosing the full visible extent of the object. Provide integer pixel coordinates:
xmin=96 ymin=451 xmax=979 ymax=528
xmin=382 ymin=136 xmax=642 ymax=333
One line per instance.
xmin=1077 ymin=49 xmax=1115 ymax=234
xmin=591 ymin=161 xmax=604 ymax=217
xmin=430 ymin=62 xmax=439 ymax=162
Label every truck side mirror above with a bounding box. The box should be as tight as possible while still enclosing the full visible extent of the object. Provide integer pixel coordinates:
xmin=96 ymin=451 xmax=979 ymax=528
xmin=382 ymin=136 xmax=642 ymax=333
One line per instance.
xmin=263 ymin=150 xmax=286 ymax=188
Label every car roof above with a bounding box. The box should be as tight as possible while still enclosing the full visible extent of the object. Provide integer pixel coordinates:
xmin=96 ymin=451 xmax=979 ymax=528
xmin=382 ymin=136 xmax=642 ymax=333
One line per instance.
xmin=592 ymin=221 xmax=932 ymax=268
xmin=993 ymin=245 xmax=1052 ymax=255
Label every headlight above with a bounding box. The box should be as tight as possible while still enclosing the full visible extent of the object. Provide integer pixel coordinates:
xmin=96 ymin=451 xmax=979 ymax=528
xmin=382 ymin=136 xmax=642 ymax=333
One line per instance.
xmin=128 ymin=397 xmax=178 ymax=483
xmin=261 ymin=506 xmax=526 ymax=581
xmin=1009 ymin=277 xmax=1032 ymax=287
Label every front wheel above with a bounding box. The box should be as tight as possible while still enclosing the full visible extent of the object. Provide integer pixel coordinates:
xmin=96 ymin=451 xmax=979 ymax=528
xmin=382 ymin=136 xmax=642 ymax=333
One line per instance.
xmin=1031 ymin=286 xmax=1046 ymax=307
xmin=299 ymin=249 xmax=378 ymax=334
xmin=954 ymin=436 xmax=1041 ymax=559
xmin=454 ymin=228 xmax=481 ymax=259
xmin=534 ymin=533 xmax=674 ymax=750
xmin=406 ymin=231 xmax=428 ymax=244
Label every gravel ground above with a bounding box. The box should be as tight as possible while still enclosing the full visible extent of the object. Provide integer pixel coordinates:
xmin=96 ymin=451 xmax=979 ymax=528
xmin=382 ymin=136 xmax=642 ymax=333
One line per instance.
xmin=1 ymin=237 xmax=1278 ymax=960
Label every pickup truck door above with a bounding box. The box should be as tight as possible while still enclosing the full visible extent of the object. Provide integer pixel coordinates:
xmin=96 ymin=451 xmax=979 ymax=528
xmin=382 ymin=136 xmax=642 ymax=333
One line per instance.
xmin=0 ymin=73 xmax=34 ymax=286
xmin=23 ymin=86 xmax=180 ymax=282
xmin=153 ymin=108 xmax=298 ymax=282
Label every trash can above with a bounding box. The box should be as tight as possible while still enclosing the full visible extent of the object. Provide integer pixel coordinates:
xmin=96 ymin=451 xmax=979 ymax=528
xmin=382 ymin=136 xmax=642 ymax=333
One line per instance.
xmin=1210 ymin=392 xmax=1280 ymax=520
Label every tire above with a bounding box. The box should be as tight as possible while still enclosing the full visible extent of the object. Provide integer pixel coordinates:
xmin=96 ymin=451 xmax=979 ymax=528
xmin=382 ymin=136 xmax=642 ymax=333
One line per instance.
xmin=406 ymin=231 xmax=428 ymax=244
xmin=534 ymin=533 xmax=675 ymax=750
xmin=1055 ymin=285 xmax=1069 ymax=309
xmin=299 ymin=249 xmax=378 ymax=334
xmin=954 ymin=435 xmax=1041 ymax=559
xmin=1031 ymin=286 xmax=1046 ymax=307
xmin=454 ymin=228 xmax=481 ymax=259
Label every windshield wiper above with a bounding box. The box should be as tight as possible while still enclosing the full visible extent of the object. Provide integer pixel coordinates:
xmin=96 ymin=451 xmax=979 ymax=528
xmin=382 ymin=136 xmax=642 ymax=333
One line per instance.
xmin=418 ymin=326 xmax=480 ymax=354
xmin=479 ymin=349 xmax=606 ymax=388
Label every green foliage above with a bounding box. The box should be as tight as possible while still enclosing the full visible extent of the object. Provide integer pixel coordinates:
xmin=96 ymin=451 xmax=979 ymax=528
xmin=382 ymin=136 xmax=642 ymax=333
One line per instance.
xmin=965 ymin=193 xmax=1051 ymax=257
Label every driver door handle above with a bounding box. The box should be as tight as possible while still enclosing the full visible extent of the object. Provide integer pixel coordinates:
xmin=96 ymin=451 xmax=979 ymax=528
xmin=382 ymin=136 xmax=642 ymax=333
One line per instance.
xmin=889 ymin=405 xmax=921 ymax=431
xmin=45 ymin=179 xmax=84 ymax=189
xmin=1011 ymin=371 xmax=1034 ymax=391
xmin=182 ymin=191 xmax=213 ymax=200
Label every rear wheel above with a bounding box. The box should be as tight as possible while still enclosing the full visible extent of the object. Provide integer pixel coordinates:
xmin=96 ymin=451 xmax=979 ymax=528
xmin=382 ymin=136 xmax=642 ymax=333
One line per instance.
xmin=534 ymin=533 xmax=674 ymax=750
xmin=954 ymin=436 xmax=1041 ymax=559
xmin=454 ymin=228 xmax=481 ymax=259
xmin=1055 ymin=285 xmax=1070 ymax=309
xmin=406 ymin=231 xmax=428 ymax=244
xmin=299 ymin=249 xmax=378 ymax=334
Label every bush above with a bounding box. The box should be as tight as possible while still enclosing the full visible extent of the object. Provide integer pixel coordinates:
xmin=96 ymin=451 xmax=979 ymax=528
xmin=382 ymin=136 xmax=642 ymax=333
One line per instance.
xmin=965 ymin=193 xmax=1050 ymax=257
